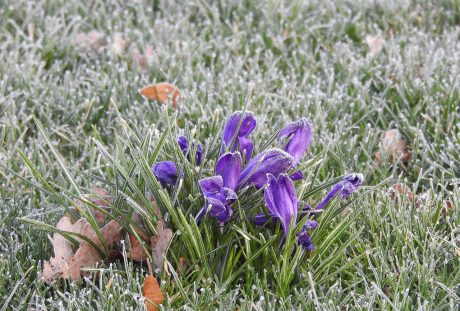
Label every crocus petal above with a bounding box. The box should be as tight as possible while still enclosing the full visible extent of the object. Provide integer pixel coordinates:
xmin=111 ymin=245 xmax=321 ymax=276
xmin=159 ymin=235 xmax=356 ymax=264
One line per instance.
xmin=216 ymin=152 xmax=242 ymax=190
xmin=153 ymin=161 xmax=178 ymax=187
xmin=221 ymin=111 xmax=256 ymax=157
xmin=290 ymin=170 xmax=304 ymax=181
xmin=198 ymin=176 xmax=237 ymax=223
xmin=238 ymin=136 xmax=254 ymax=162
xmin=304 ymin=220 xmax=318 ymax=229
xmin=316 ymin=173 xmax=364 ymax=210
xmin=178 ymin=136 xmax=188 ymax=154
xmin=298 ymin=230 xmax=315 ymax=251
xmin=279 ymin=118 xmax=312 ymax=165
xmin=263 ymin=173 xmax=298 ymax=237
xmin=238 ymin=148 xmax=293 ymax=189
xmin=251 ymin=213 xmax=273 ymax=226
xmin=178 ymin=135 xmax=204 ymax=165
xmin=199 ymin=176 xmax=224 ymax=196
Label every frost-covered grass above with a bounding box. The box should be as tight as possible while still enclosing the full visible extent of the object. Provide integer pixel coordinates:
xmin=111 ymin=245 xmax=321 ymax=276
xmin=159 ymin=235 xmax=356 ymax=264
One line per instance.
xmin=1 ymin=0 xmax=459 ymax=310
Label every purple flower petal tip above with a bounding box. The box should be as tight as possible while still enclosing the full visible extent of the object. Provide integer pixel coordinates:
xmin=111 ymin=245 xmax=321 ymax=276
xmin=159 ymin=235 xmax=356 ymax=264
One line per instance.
xmin=298 ymin=230 xmax=315 ymax=251
xmin=198 ymin=176 xmax=237 ymax=223
xmin=238 ymin=148 xmax=294 ymax=189
xmin=153 ymin=161 xmax=178 ymax=187
xmin=279 ymin=118 xmax=312 ymax=165
xmin=178 ymin=135 xmax=203 ymax=165
xmin=216 ymin=152 xmax=243 ymax=190
xmin=263 ymin=173 xmax=298 ymax=237
xmin=222 ymin=111 xmax=256 ymax=161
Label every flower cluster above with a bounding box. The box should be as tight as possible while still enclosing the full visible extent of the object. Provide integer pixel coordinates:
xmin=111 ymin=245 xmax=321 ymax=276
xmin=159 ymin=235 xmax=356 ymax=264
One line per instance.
xmin=153 ymin=111 xmax=363 ymax=251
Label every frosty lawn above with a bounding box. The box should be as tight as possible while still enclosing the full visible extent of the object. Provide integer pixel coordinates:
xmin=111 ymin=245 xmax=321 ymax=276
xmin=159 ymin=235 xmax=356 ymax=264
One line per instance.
xmin=0 ymin=0 xmax=459 ymax=310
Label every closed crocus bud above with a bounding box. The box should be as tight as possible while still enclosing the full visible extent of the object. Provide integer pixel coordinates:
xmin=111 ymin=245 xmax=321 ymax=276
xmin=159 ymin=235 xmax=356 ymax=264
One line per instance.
xmin=221 ymin=111 xmax=256 ymax=162
xmin=279 ymin=118 xmax=312 ymax=165
xmin=178 ymin=135 xmax=203 ymax=165
xmin=316 ymin=173 xmax=364 ymax=210
xmin=196 ymin=176 xmax=237 ymax=223
xmin=153 ymin=161 xmax=178 ymax=187
xmin=238 ymin=148 xmax=293 ymax=189
xmin=264 ymin=173 xmax=298 ymax=238
xmin=215 ymin=152 xmax=242 ymax=190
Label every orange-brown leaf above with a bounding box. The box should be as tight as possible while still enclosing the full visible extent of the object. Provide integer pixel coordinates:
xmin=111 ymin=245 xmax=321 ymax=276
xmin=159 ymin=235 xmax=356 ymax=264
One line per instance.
xmin=139 ymin=83 xmax=180 ymax=107
xmin=143 ymin=275 xmax=164 ymax=311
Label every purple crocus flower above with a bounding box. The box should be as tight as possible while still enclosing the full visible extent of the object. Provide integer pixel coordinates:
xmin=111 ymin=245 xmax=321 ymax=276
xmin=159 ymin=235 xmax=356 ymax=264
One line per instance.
xmin=264 ymin=173 xmax=298 ymax=238
xmin=279 ymin=118 xmax=312 ymax=166
xmin=297 ymin=220 xmax=318 ymax=251
xmin=196 ymin=176 xmax=237 ymax=222
xmin=153 ymin=161 xmax=178 ymax=187
xmin=238 ymin=148 xmax=293 ymax=189
xmin=196 ymin=152 xmax=242 ymax=223
xmin=316 ymin=173 xmax=364 ymax=210
xmin=221 ymin=111 xmax=256 ymax=162
xmin=178 ymin=135 xmax=203 ymax=165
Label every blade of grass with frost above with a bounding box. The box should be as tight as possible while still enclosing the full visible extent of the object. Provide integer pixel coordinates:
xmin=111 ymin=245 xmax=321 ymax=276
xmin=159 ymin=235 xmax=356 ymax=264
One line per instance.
xmin=35 ymin=119 xmax=109 ymax=249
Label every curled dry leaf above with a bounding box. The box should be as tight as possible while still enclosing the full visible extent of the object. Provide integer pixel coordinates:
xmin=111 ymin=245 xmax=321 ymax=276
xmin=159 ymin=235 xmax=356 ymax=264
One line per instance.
xmin=139 ymin=83 xmax=180 ymax=107
xmin=365 ymin=34 xmax=384 ymax=57
xmin=42 ymin=217 xmax=86 ymax=282
xmin=143 ymin=275 xmax=164 ymax=311
xmin=61 ymin=220 xmax=123 ymax=281
xmin=132 ymin=46 xmax=153 ymax=71
xmin=112 ymin=33 xmax=129 ymax=56
xmin=150 ymin=222 xmax=173 ymax=273
xmin=442 ymin=200 xmax=453 ymax=216
xmin=74 ymin=31 xmax=107 ymax=53
xmin=375 ymin=129 xmax=411 ymax=166
xmin=388 ymin=183 xmax=417 ymax=204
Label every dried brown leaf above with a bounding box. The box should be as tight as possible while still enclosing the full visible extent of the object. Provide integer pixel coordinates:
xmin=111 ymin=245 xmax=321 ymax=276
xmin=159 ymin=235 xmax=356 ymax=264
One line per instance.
xmin=143 ymin=275 xmax=164 ymax=311
xmin=139 ymin=83 xmax=180 ymax=107
xmin=365 ymin=34 xmax=384 ymax=57
xmin=41 ymin=217 xmax=86 ymax=282
xmin=376 ymin=129 xmax=411 ymax=166
xmin=74 ymin=31 xmax=107 ymax=53
xmin=150 ymin=222 xmax=173 ymax=273
xmin=62 ymin=220 xmax=123 ymax=281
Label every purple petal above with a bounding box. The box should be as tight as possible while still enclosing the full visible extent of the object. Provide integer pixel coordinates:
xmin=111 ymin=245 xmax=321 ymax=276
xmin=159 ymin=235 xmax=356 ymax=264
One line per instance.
xmin=341 ymin=173 xmax=364 ymax=198
xmin=290 ymin=170 xmax=304 ymax=181
xmin=279 ymin=118 xmax=312 ymax=165
xmin=263 ymin=173 xmax=298 ymax=237
xmin=153 ymin=161 xmax=178 ymax=187
xmin=316 ymin=173 xmax=364 ymax=210
xmin=221 ymin=111 xmax=256 ymax=156
xmin=238 ymin=136 xmax=254 ymax=162
xmin=238 ymin=148 xmax=293 ymax=189
xmin=304 ymin=220 xmax=318 ymax=229
xmin=216 ymin=152 xmax=242 ymax=190
xmin=297 ymin=229 xmax=315 ymax=251
xmin=252 ymin=213 xmax=272 ymax=226
xmin=178 ymin=136 xmax=188 ymax=154
xmin=178 ymin=135 xmax=204 ymax=165
xmin=199 ymin=176 xmax=224 ymax=196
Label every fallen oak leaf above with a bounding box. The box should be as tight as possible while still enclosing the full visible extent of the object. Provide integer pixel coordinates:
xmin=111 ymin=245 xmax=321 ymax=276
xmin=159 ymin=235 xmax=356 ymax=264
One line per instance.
xmin=365 ymin=34 xmax=384 ymax=57
xmin=143 ymin=275 xmax=164 ymax=311
xmin=139 ymin=83 xmax=180 ymax=108
xmin=375 ymin=129 xmax=411 ymax=166
xmin=41 ymin=217 xmax=86 ymax=282
xmin=62 ymin=220 xmax=123 ymax=281
xmin=150 ymin=221 xmax=173 ymax=274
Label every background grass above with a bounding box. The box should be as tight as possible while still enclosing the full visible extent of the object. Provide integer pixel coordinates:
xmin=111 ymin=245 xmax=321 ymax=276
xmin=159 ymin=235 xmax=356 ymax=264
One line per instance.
xmin=1 ymin=0 xmax=459 ymax=310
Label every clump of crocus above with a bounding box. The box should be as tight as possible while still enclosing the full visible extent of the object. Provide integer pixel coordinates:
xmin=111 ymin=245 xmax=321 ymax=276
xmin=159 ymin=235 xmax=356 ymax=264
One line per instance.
xmin=152 ymin=111 xmax=363 ymax=252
